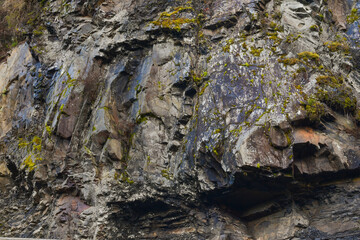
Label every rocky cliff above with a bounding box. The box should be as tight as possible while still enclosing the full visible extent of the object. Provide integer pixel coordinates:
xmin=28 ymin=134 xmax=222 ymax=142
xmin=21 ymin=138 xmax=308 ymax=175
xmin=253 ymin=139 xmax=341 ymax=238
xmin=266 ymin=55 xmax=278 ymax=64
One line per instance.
xmin=0 ymin=0 xmax=360 ymax=239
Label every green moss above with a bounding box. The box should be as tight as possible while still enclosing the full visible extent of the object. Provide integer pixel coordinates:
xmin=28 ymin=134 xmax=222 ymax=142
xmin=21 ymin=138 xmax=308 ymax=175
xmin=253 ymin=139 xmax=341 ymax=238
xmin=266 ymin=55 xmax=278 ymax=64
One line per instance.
xmin=230 ymin=127 xmax=242 ymax=137
xmin=213 ymin=149 xmax=219 ymax=156
xmin=347 ymin=8 xmax=359 ymax=24
xmin=19 ymin=135 xmax=43 ymax=171
xmin=222 ymin=45 xmax=230 ymax=52
xmin=309 ymin=25 xmax=319 ymax=31
xmin=45 ymin=125 xmax=52 ymax=137
xmin=278 ymin=57 xmax=300 ymax=65
xmin=305 ymin=98 xmax=325 ymax=122
xmin=213 ymin=129 xmax=221 ymax=134
xmin=324 ymin=41 xmax=350 ymax=53
xmin=199 ymin=82 xmax=209 ymax=96
xmin=151 ymin=5 xmax=195 ymax=31
xmin=192 ymin=71 xmax=208 ymax=85
xmin=315 ymin=75 xmax=357 ymax=114
xmin=250 ymin=46 xmax=263 ymax=57
xmin=114 ymin=171 xmax=134 ymax=184
xmin=136 ymin=115 xmax=148 ymax=124
xmin=285 ymin=34 xmax=301 ymax=43
xmin=18 ymin=138 xmax=30 ymax=149
xmin=23 ymin=155 xmax=36 ymax=171
xmin=161 ymin=169 xmax=173 ymax=180
xmin=271 ymin=11 xmax=282 ymax=20
xmin=59 ymin=104 xmax=65 ymax=113
xmin=33 ymin=29 xmax=43 ymax=36
xmin=2 ymin=88 xmax=9 ymax=95
xmin=297 ymin=51 xmax=320 ymax=61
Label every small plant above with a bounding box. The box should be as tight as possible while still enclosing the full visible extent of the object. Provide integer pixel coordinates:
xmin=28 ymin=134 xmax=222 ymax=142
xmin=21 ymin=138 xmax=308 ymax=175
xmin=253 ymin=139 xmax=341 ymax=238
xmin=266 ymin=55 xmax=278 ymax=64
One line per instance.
xmin=347 ymin=8 xmax=359 ymax=24
xmin=278 ymin=57 xmax=299 ymax=66
xmin=297 ymin=51 xmax=320 ymax=61
xmin=136 ymin=115 xmax=148 ymax=124
xmin=315 ymin=75 xmax=357 ymax=114
xmin=305 ymin=98 xmax=325 ymax=122
xmin=114 ymin=170 xmax=134 ymax=184
xmin=324 ymin=41 xmax=350 ymax=53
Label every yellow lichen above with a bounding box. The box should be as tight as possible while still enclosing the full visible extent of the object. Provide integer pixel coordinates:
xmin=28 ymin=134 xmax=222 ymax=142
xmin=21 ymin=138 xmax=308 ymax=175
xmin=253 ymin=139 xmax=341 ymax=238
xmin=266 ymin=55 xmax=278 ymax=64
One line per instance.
xmin=150 ymin=6 xmax=195 ymax=31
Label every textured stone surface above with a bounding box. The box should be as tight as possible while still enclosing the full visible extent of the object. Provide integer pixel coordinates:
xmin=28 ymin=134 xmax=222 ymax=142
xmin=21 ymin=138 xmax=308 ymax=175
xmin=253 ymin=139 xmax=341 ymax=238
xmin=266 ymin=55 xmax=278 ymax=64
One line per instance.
xmin=0 ymin=0 xmax=360 ymax=239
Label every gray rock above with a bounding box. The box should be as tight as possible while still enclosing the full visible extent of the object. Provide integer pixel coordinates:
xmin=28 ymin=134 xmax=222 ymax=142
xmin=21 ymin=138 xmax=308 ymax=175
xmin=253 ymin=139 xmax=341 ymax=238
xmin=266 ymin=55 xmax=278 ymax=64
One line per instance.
xmin=0 ymin=0 xmax=360 ymax=239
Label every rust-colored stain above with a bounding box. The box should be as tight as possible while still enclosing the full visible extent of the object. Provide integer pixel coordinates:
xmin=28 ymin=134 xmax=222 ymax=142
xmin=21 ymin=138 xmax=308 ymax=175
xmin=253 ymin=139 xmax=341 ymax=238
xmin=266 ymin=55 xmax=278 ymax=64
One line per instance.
xmin=293 ymin=127 xmax=320 ymax=146
xmin=57 ymin=195 xmax=90 ymax=214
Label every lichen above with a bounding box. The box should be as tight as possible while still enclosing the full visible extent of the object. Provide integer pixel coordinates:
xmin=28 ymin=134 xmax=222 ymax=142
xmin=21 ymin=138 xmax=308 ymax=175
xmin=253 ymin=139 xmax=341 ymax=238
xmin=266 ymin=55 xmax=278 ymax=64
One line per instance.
xmin=19 ymin=135 xmax=43 ymax=171
xmin=150 ymin=5 xmax=195 ymax=31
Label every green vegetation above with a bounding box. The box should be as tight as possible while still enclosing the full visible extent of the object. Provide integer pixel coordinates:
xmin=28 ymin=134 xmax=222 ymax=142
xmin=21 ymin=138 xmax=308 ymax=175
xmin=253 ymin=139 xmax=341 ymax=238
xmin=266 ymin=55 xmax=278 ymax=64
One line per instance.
xmin=18 ymin=135 xmax=43 ymax=171
xmin=199 ymin=81 xmax=209 ymax=96
xmin=45 ymin=124 xmax=52 ymax=137
xmin=315 ymin=75 xmax=357 ymax=113
xmin=324 ymin=41 xmax=350 ymax=53
xmin=297 ymin=51 xmax=320 ymax=61
xmin=250 ymin=46 xmax=263 ymax=57
xmin=305 ymin=98 xmax=325 ymax=122
xmin=150 ymin=5 xmax=195 ymax=31
xmin=136 ymin=115 xmax=148 ymax=124
xmin=114 ymin=170 xmax=134 ymax=184
xmin=0 ymin=0 xmax=48 ymax=57
xmin=161 ymin=169 xmax=173 ymax=180
xmin=347 ymin=8 xmax=359 ymax=24
xmin=191 ymin=71 xmax=208 ymax=85
xmin=271 ymin=11 xmax=282 ymax=20
xmin=278 ymin=57 xmax=299 ymax=66
xmin=222 ymin=38 xmax=234 ymax=53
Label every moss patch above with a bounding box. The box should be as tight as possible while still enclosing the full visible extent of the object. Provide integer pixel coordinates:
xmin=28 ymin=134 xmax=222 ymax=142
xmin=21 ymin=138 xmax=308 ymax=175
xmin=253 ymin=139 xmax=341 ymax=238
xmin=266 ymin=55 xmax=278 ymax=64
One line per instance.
xmin=305 ymin=98 xmax=325 ymax=122
xmin=315 ymin=75 xmax=357 ymax=114
xmin=297 ymin=51 xmax=320 ymax=62
xmin=150 ymin=5 xmax=195 ymax=31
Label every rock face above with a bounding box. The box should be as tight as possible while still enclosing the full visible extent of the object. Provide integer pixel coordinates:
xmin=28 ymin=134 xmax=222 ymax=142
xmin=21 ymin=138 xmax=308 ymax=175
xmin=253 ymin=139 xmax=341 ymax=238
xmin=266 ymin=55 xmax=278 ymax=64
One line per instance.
xmin=0 ymin=0 xmax=360 ymax=239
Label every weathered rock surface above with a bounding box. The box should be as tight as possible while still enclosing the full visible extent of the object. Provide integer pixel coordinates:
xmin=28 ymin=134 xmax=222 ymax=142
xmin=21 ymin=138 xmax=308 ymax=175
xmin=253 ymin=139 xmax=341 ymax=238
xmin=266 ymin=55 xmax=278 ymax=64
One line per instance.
xmin=0 ymin=0 xmax=360 ymax=239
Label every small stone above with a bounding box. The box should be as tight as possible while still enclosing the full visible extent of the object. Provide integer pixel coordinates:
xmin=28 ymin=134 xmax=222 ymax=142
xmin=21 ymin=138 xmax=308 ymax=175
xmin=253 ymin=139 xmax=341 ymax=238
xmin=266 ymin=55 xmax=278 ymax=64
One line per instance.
xmin=107 ymin=139 xmax=123 ymax=161
xmin=269 ymin=127 xmax=290 ymax=149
